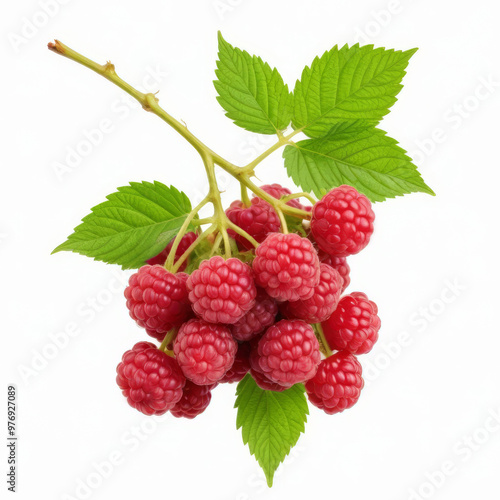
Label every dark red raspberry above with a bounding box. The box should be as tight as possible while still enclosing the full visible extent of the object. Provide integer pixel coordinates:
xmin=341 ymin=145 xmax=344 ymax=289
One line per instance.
xmin=146 ymin=232 xmax=197 ymax=271
xmin=116 ymin=342 xmax=185 ymax=416
xmin=170 ymin=380 xmax=213 ymax=419
xmin=187 ymin=256 xmax=256 ymax=324
xmin=252 ymin=233 xmax=320 ymax=302
xmin=173 ymin=319 xmax=237 ymax=385
xmin=248 ymin=346 xmax=286 ymax=392
xmin=257 ymin=183 xmax=304 ymax=210
xmin=318 ymin=251 xmax=351 ymax=292
xmin=305 ymin=352 xmax=364 ymax=415
xmin=281 ymin=264 xmax=343 ymax=323
xmin=231 ymin=289 xmax=278 ymax=342
xmin=255 ymin=319 xmax=321 ymax=387
xmin=125 ymin=265 xmax=192 ymax=341
xmin=322 ymin=292 xmax=380 ymax=355
xmin=226 ymin=197 xmax=280 ymax=250
xmin=219 ymin=342 xmax=251 ymax=383
xmin=311 ymin=185 xmax=375 ymax=257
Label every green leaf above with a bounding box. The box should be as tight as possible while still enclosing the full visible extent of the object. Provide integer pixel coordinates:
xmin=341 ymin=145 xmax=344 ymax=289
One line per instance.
xmin=283 ymin=124 xmax=435 ymax=202
xmin=293 ymin=44 xmax=417 ymax=138
xmin=235 ymin=374 xmax=308 ymax=487
xmin=214 ymin=32 xmax=293 ymax=134
xmin=52 ymin=181 xmax=193 ymax=269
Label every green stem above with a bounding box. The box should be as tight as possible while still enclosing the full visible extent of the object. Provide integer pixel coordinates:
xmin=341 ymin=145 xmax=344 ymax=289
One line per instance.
xmin=315 ymin=323 xmax=333 ymax=357
xmin=172 ymin=224 xmax=216 ymax=273
xmin=48 ymin=40 xmax=239 ymax=173
xmin=165 ymin=195 xmax=210 ymax=270
xmin=282 ymin=192 xmax=317 ymax=205
xmin=240 ymin=129 xmax=302 ymax=174
xmin=226 ymin=220 xmax=259 ymax=248
xmin=276 ymin=208 xmax=288 ymax=234
xmin=159 ymin=328 xmax=178 ymax=352
xmin=240 ymin=184 xmax=251 ymax=207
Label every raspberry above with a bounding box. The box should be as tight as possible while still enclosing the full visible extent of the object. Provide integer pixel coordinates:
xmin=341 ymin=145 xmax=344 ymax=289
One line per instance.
xmin=305 ymin=352 xmax=364 ymax=415
xmin=220 ymin=342 xmax=251 ymax=383
xmin=116 ymin=342 xmax=185 ymax=416
xmin=311 ymin=185 xmax=375 ymax=257
xmin=318 ymin=251 xmax=351 ymax=293
xmin=170 ymin=380 xmax=213 ymax=419
xmin=255 ymin=319 xmax=321 ymax=387
xmin=257 ymin=183 xmax=304 ymax=210
xmin=226 ymin=197 xmax=280 ymax=250
xmin=250 ymin=368 xmax=286 ymax=392
xmin=173 ymin=319 xmax=237 ymax=385
xmin=231 ymin=289 xmax=278 ymax=342
xmin=322 ymin=292 xmax=380 ymax=355
xmin=252 ymin=233 xmax=320 ymax=302
xmin=187 ymin=256 xmax=257 ymax=324
xmin=281 ymin=264 xmax=343 ymax=323
xmin=125 ymin=265 xmax=192 ymax=341
xmin=248 ymin=347 xmax=286 ymax=392
xmin=146 ymin=232 xmax=197 ymax=271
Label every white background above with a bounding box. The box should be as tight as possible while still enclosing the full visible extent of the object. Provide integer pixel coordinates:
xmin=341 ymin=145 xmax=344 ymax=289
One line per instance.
xmin=1 ymin=1 xmax=499 ymax=499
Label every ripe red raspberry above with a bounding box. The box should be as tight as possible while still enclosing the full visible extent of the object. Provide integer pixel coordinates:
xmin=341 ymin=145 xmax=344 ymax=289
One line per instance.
xmin=311 ymin=185 xmax=375 ymax=257
xmin=116 ymin=342 xmax=185 ymax=416
xmin=248 ymin=347 xmax=286 ymax=392
xmin=281 ymin=264 xmax=343 ymax=323
xmin=146 ymin=232 xmax=197 ymax=271
xmin=322 ymin=292 xmax=381 ymax=355
xmin=252 ymin=233 xmax=320 ymax=302
xmin=187 ymin=256 xmax=256 ymax=324
xmin=255 ymin=319 xmax=321 ymax=387
xmin=226 ymin=197 xmax=280 ymax=250
xmin=231 ymin=289 xmax=278 ymax=342
xmin=173 ymin=319 xmax=237 ymax=385
xmin=219 ymin=342 xmax=251 ymax=384
xmin=125 ymin=265 xmax=192 ymax=341
xmin=318 ymin=251 xmax=351 ymax=293
xmin=305 ymin=352 xmax=364 ymax=415
xmin=257 ymin=183 xmax=304 ymax=210
xmin=170 ymin=380 xmax=213 ymax=419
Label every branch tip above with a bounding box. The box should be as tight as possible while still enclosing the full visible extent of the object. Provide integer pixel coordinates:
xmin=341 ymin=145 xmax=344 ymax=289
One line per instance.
xmin=47 ymin=40 xmax=64 ymax=55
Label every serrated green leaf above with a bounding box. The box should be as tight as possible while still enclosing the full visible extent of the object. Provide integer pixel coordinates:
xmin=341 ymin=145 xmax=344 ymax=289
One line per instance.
xmin=52 ymin=181 xmax=193 ymax=269
xmin=214 ymin=32 xmax=293 ymax=134
xmin=293 ymin=44 xmax=417 ymax=138
xmin=235 ymin=374 xmax=308 ymax=487
xmin=283 ymin=125 xmax=434 ymax=202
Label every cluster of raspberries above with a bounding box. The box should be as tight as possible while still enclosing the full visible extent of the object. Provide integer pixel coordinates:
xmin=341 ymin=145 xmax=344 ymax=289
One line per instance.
xmin=117 ymin=184 xmax=381 ymax=419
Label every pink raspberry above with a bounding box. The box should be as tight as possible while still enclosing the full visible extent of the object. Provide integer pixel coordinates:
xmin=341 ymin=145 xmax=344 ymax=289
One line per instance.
xmin=255 ymin=319 xmax=321 ymax=387
xmin=252 ymin=233 xmax=320 ymax=302
xmin=226 ymin=198 xmax=280 ymax=250
xmin=248 ymin=347 xmax=286 ymax=392
xmin=281 ymin=264 xmax=343 ymax=323
xmin=170 ymin=380 xmax=214 ymax=419
xmin=173 ymin=319 xmax=237 ymax=385
xmin=231 ymin=289 xmax=278 ymax=342
xmin=318 ymin=251 xmax=351 ymax=293
xmin=305 ymin=352 xmax=364 ymax=415
xmin=125 ymin=265 xmax=193 ymax=341
xmin=116 ymin=341 xmax=185 ymax=416
xmin=322 ymin=292 xmax=380 ymax=355
xmin=311 ymin=185 xmax=375 ymax=257
xmin=187 ymin=256 xmax=257 ymax=324
xmin=219 ymin=342 xmax=251 ymax=384
xmin=257 ymin=183 xmax=305 ymax=210
xmin=146 ymin=232 xmax=198 ymax=271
